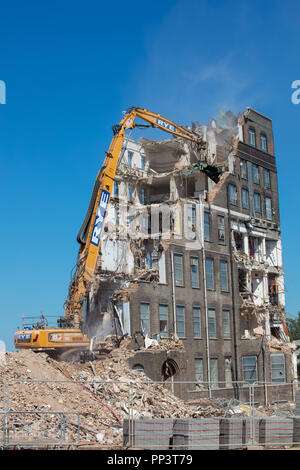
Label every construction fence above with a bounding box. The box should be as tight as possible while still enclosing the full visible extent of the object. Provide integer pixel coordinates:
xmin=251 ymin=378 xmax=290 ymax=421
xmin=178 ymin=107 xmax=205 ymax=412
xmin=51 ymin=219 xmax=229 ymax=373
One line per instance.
xmin=0 ymin=378 xmax=299 ymax=449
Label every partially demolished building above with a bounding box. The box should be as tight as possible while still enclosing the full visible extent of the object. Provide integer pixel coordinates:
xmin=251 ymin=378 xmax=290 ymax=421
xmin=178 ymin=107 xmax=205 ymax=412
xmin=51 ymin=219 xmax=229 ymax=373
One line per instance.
xmin=86 ymin=107 xmax=296 ymax=402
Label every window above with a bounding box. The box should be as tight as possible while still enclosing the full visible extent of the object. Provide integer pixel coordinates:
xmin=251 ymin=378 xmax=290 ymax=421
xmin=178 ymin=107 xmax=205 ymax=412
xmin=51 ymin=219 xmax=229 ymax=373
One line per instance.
xmin=252 ymin=164 xmax=259 ymax=184
xmin=220 ymin=260 xmax=229 ymax=292
xmin=265 ymin=197 xmax=272 ymax=220
xmin=176 ymin=305 xmax=185 ymax=338
xmin=128 ymin=151 xmax=133 ymax=167
xmin=254 ymin=192 xmax=261 ymax=213
xmin=208 ymin=308 xmax=216 ymax=338
xmin=242 ymin=356 xmax=258 ymax=383
xmin=190 ymin=256 xmax=199 ymax=288
xmin=159 ymin=304 xmax=168 ymax=338
xmin=141 ymin=188 xmax=145 ymax=204
xmin=217 ymin=215 xmax=225 ymax=244
xmin=204 ymin=211 xmax=211 ymax=241
xmin=261 ymin=134 xmax=267 ymax=152
xmin=222 ymin=309 xmax=231 ymax=338
xmin=128 ymin=184 xmax=132 ymax=202
xmin=249 ymin=128 xmax=256 ymax=147
xmin=210 ymin=357 xmax=218 ymax=388
xmin=141 ymin=155 xmax=145 ymax=170
xmin=229 ymin=184 xmax=237 ymax=205
xmin=240 ymin=160 xmax=247 ymax=179
xmin=242 ymin=188 xmax=249 ymax=209
xmin=113 ymin=181 xmax=119 ymax=197
xmin=205 ymin=258 xmax=214 ymax=290
xmin=140 ymin=303 xmax=150 ymax=335
xmin=174 ymin=253 xmax=184 ymax=286
xmin=193 ymin=307 xmax=201 ymax=338
xmin=115 ymin=207 xmax=119 ymax=226
xmin=264 ymin=169 xmax=270 ymax=188
xmin=270 ymin=354 xmax=286 ymax=383
xmin=195 ymin=357 xmax=203 ymax=382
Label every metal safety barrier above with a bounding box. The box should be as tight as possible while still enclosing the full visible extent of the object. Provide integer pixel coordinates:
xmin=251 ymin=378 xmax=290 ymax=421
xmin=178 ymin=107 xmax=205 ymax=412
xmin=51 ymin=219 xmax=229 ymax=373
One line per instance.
xmin=0 ymin=378 xmax=298 ymax=449
xmin=0 ymin=410 xmax=80 ymax=448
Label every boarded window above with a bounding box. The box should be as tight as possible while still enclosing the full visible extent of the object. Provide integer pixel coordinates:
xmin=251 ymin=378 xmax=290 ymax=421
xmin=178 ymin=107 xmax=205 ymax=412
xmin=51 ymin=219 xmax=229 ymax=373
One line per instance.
xmin=270 ymin=354 xmax=286 ymax=383
xmin=190 ymin=256 xmax=199 ymax=288
xmin=159 ymin=304 xmax=168 ymax=338
xmin=174 ymin=253 xmax=184 ymax=286
xmin=176 ymin=305 xmax=185 ymax=338
xmin=193 ymin=307 xmax=201 ymax=338
xmin=242 ymin=356 xmax=258 ymax=383
xmin=140 ymin=303 xmax=150 ymax=335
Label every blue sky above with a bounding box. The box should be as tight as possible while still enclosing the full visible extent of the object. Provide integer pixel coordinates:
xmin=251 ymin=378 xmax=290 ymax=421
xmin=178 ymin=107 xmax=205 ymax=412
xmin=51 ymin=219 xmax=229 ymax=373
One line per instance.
xmin=0 ymin=0 xmax=299 ymax=350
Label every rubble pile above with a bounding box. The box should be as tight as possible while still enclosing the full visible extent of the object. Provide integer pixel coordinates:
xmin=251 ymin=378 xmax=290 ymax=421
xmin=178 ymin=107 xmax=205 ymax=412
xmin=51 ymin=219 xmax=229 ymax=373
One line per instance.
xmin=0 ymin=342 xmax=223 ymax=447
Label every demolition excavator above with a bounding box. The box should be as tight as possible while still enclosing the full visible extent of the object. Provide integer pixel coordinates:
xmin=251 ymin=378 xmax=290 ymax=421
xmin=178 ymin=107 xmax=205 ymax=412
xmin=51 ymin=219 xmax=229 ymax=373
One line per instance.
xmin=14 ymin=107 xmax=222 ymax=356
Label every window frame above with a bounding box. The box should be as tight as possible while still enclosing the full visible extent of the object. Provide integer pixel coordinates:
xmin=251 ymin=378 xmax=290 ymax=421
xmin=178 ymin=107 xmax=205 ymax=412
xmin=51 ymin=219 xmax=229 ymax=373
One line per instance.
xmin=176 ymin=304 xmax=185 ymax=338
xmin=190 ymin=256 xmax=200 ymax=288
xmin=193 ymin=306 xmax=201 ymax=339
xmin=270 ymin=353 xmax=286 ymax=383
xmin=252 ymin=164 xmax=260 ymax=185
xmin=194 ymin=357 xmax=203 ymax=383
xmin=242 ymin=355 xmax=258 ymax=384
xmin=204 ymin=211 xmax=211 ymax=242
xmin=220 ymin=259 xmax=229 ymax=292
xmin=240 ymin=159 xmax=248 ymax=180
xmin=249 ymin=127 xmax=256 ymax=147
xmin=128 ymin=151 xmax=133 ymax=167
xmin=254 ymin=192 xmax=261 ymax=213
xmin=265 ymin=197 xmax=272 ymax=220
xmin=140 ymin=302 xmax=150 ymax=336
xmin=241 ymin=188 xmax=249 ymax=209
xmin=222 ymin=309 xmax=231 ymax=339
xmin=228 ymin=184 xmax=237 ymax=205
xmin=159 ymin=303 xmax=168 ymax=338
xmin=208 ymin=307 xmax=217 ymax=339
xmin=260 ymin=134 xmax=267 ymax=152
xmin=263 ymin=168 xmax=271 ymax=189
xmin=217 ymin=215 xmax=225 ymax=245
xmin=173 ymin=252 xmax=184 ymax=287
xmin=205 ymin=257 xmax=215 ymax=290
